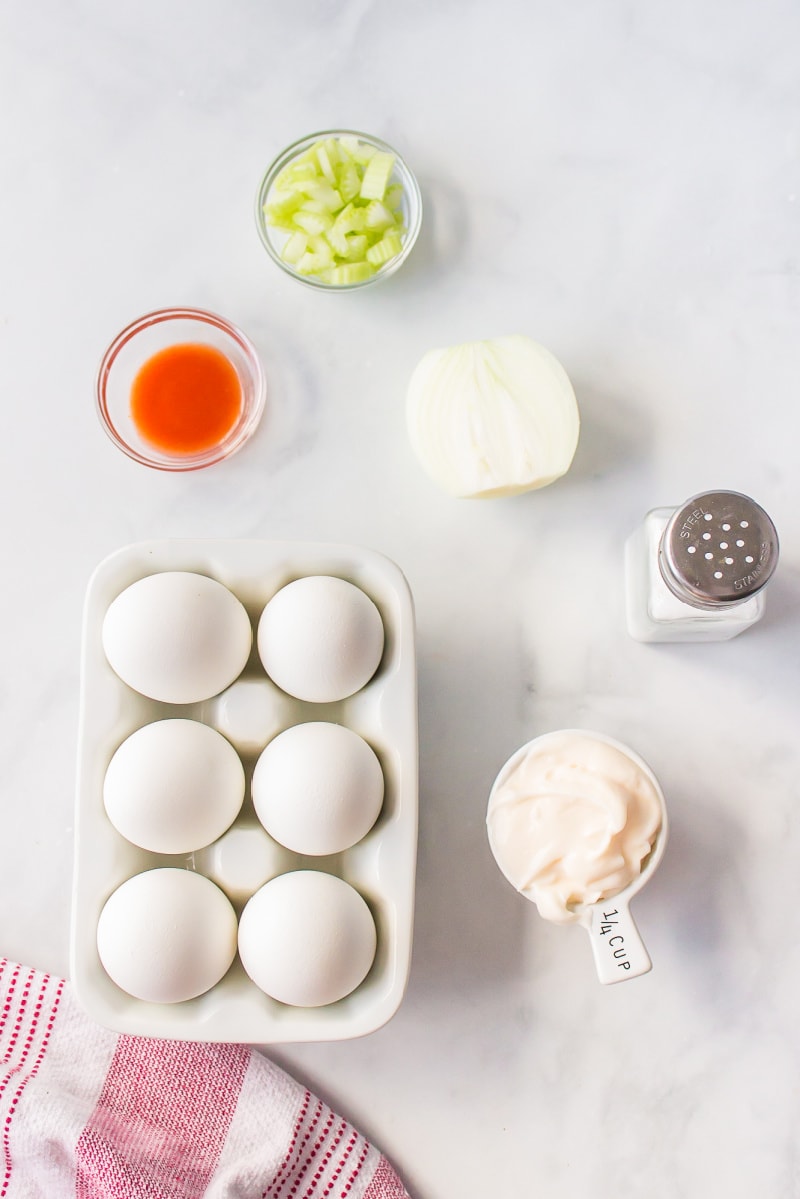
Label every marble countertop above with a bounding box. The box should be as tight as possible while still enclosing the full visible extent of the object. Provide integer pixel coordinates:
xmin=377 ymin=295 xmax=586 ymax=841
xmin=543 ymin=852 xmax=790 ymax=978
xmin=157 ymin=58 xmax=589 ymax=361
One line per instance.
xmin=2 ymin=1 xmax=799 ymax=1195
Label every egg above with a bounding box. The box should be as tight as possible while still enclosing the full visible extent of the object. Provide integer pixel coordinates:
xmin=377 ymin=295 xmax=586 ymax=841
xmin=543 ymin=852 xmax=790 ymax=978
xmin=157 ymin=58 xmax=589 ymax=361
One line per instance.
xmin=97 ymin=868 xmax=237 ymax=1004
xmin=102 ymin=571 xmax=252 ymax=703
xmin=238 ymin=871 xmax=377 ymax=1007
xmin=103 ymin=719 xmax=245 ymax=854
xmin=257 ymin=576 xmax=384 ymax=703
xmin=252 ymin=722 xmax=384 ymax=855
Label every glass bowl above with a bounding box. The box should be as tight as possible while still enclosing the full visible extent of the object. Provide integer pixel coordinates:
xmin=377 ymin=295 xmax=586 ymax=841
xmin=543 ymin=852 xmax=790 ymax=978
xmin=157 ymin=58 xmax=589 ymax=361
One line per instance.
xmin=255 ymin=129 xmax=423 ymax=291
xmin=96 ymin=308 xmax=266 ymax=471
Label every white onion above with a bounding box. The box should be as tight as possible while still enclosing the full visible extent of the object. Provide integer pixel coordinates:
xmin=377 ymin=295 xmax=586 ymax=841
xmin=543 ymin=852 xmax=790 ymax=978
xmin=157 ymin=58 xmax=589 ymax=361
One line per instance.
xmin=406 ymin=335 xmax=580 ymax=498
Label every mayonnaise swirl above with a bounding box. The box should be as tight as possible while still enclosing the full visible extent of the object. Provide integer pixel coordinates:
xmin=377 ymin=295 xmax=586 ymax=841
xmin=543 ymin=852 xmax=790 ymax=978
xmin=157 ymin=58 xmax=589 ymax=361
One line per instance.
xmin=487 ymin=732 xmax=663 ymax=924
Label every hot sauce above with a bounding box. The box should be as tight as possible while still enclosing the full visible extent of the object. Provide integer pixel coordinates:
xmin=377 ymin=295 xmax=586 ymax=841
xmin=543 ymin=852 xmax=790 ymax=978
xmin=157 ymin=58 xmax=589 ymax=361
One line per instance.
xmin=130 ymin=343 xmax=242 ymax=454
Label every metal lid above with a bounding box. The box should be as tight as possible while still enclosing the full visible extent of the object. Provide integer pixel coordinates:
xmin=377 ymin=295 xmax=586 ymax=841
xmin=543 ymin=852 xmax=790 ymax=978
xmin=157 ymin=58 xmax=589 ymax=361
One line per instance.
xmin=659 ymin=490 xmax=779 ymax=608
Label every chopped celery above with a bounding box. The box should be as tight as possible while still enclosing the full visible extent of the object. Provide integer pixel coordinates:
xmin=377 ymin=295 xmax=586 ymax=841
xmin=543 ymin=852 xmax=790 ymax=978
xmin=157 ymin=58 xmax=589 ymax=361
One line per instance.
xmin=339 ymin=136 xmax=376 ymax=165
xmin=364 ymin=200 xmax=395 ymax=230
xmin=366 ymin=232 xmax=403 ymax=266
xmin=342 ymin=234 xmax=368 ymax=261
xmin=327 ymin=224 xmax=350 ymax=258
xmin=385 ymin=183 xmax=403 ymax=211
xmin=265 ymin=189 xmax=301 ymax=218
xmin=337 ymin=161 xmax=361 ymax=204
xmin=336 ymin=202 xmax=367 ymax=232
xmin=316 ymin=144 xmax=337 ymax=184
xmin=359 ymin=151 xmax=395 ymax=201
xmin=274 ymin=160 xmax=317 ymax=189
xmin=295 ymin=179 xmax=341 ymax=210
xmin=298 ymin=198 xmax=329 ymax=215
xmin=281 ymin=231 xmax=308 ymax=264
xmin=264 ymin=134 xmax=408 ymax=283
xmin=296 ymin=251 xmax=332 ymax=275
xmin=292 ymin=210 xmax=333 ymax=236
xmin=328 ymin=262 xmax=375 ymax=285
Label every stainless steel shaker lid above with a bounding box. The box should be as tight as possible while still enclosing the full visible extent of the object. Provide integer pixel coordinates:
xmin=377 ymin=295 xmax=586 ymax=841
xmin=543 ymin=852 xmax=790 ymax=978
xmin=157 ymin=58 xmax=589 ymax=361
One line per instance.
xmin=659 ymin=490 xmax=779 ymax=607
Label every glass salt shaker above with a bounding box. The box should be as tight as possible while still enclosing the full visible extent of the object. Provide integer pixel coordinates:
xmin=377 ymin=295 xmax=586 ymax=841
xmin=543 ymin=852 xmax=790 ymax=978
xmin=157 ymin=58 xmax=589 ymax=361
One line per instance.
xmin=625 ymin=490 xmax=779 ymax=643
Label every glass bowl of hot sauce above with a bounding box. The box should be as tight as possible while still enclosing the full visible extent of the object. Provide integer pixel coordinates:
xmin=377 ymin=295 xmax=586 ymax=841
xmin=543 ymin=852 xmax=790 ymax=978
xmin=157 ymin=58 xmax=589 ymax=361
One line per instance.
xmin=96 ymin=308 xmax=266 ymax=471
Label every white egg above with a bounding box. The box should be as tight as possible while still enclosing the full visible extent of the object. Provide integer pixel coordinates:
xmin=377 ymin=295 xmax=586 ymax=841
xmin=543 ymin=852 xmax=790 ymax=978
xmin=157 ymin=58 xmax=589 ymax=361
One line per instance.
xmin=102 ymin=571 xmax=252 ymax=704
xmin=103 ymin=719 xmax=245 ymax=854
xmin=252 ymin=722 xmax=384 ymax=855
xmin=97 ymin=869 xmax=238 ymax=1004
xmin=257 ymin=576 xmax=384 ymax=703
xmin=238 ymin=871 xmax=377 ymax=1007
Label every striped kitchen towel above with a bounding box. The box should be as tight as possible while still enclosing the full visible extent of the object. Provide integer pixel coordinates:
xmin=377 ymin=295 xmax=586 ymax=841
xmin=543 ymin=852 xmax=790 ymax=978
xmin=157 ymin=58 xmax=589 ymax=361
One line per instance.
xmin=0 ymin=958 xmax=409 ymax=1199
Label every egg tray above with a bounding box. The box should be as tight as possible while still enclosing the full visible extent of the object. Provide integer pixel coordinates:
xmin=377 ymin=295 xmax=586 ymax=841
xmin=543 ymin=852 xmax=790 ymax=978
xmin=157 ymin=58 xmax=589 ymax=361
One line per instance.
xmin=71 ymin=539 xmax=418 ymax=1043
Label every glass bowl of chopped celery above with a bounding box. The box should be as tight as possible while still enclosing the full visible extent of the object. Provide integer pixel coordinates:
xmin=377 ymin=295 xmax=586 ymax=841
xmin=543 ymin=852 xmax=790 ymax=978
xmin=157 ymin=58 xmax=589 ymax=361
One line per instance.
xmin=255 ymin=130 xmax=422 ymax=290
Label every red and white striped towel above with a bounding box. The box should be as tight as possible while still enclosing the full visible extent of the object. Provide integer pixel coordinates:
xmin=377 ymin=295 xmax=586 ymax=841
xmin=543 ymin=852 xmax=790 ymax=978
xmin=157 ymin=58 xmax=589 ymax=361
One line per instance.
xmin=0 ymin=959 xmax=409 ymax=1199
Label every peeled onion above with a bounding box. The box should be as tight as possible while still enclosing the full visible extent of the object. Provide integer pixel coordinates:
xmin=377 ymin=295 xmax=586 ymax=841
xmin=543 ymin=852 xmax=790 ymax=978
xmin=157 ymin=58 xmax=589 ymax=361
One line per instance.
xmin=406 ymin=335 xmax=580 ymax=498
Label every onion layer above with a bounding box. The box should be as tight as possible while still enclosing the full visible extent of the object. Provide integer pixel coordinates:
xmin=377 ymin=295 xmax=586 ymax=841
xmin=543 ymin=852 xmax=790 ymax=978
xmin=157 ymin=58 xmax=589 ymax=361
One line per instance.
xmin=406 ymin=335 xmax=580 ymax=498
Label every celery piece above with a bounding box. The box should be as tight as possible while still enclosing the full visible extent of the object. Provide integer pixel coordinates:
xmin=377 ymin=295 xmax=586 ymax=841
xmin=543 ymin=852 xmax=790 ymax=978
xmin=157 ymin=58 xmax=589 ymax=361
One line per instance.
xmin=329 ymin=206 xmax=366 ymax=255
xmin=359 ymin=151 xmax=395 ymax=200
xmin=366 ymin=232 xmax=403 ymax=266
xmin=385 ymin=183 xmax=403 ymax=211
xmin=293 ymin=145 xmax=320 ymax=164
xmin=308 ymin=235 xmax=334 ymax=267
xmin=295 ymin=179 xmax=341 ymax=210
xmin=316 ymin=144 xmax=337 ymax=184
xmin=350 ymin=141 xmax=377 ymax=165
xmin=364 ymin=200 xmax=395 ymax=230
xmin=265 ymin=189 xmax=302 ymax=219
xmin=337 ymin=161 xmax=360 ymax=204
xmin=336 ymin=202 xmax=367 ymax=233
xmin=274 ymin=160 xmax=317 ymax=189
xmin=281 ymin=231 xmax=309 ymax=264
xmin=292 ymin=210 xmax=333 ymax=236
xmin=338 ymin=135 xmax=362 ymax=159
xmin=266 ymin=213 xmax=299 ymax=232
xmin=327 ymin=223 xmax=350 ymax=258
xmin=296 ymin=251 xmax=332 ymax=275
xmin=342 ymin=234 xmax=368 ymax=261
xmin=328 ymin=261 xmax=376 ymax=285
xmin=298 ymin=198 xmax=328 ymax=215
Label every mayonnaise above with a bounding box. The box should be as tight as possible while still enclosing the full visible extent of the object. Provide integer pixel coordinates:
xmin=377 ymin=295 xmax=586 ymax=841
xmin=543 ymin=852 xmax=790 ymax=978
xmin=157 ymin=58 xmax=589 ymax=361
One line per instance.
xmin=486 ymin=731 xmax=663 ymax=925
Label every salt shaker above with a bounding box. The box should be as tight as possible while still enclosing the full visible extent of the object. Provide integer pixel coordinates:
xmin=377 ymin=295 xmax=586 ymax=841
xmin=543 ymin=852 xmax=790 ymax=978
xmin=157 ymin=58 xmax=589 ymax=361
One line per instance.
xmin=625 ymin=490 xmax=779 ymax=643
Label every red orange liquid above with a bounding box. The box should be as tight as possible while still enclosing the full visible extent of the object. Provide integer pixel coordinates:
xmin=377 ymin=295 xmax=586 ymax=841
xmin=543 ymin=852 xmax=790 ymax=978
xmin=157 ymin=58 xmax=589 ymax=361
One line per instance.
xmin=130 ymin=343 xmax=243 ymax=455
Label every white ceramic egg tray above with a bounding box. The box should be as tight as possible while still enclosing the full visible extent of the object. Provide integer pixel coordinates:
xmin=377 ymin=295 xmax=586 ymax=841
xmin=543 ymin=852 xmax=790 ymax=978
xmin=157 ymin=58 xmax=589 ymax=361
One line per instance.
xmin=71 ymin=539 xmax=418 ymax=1043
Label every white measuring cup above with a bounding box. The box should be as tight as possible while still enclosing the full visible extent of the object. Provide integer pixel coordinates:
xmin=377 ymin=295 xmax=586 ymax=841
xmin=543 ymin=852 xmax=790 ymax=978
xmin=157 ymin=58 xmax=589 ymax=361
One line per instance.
xmin=487 ymin=729 xmax=668 ymax=985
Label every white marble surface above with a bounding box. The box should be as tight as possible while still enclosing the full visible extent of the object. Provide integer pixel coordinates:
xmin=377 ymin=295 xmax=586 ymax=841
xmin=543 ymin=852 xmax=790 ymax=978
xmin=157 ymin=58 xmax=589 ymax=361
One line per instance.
xmin=2 ymin=1 xmax=800 ymax=1194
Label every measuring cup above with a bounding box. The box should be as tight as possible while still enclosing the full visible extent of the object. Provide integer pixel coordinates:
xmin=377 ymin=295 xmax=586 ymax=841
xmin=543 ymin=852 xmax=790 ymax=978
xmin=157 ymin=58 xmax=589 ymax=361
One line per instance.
xmin=487 ymin=729 xmax=668 ymax=985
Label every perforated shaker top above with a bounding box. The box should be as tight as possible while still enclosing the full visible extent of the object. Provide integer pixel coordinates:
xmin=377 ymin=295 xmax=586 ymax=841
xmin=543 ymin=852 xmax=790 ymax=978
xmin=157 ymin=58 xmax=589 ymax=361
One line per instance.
xmin=658 ymin=490 xmax=779 ymax=608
